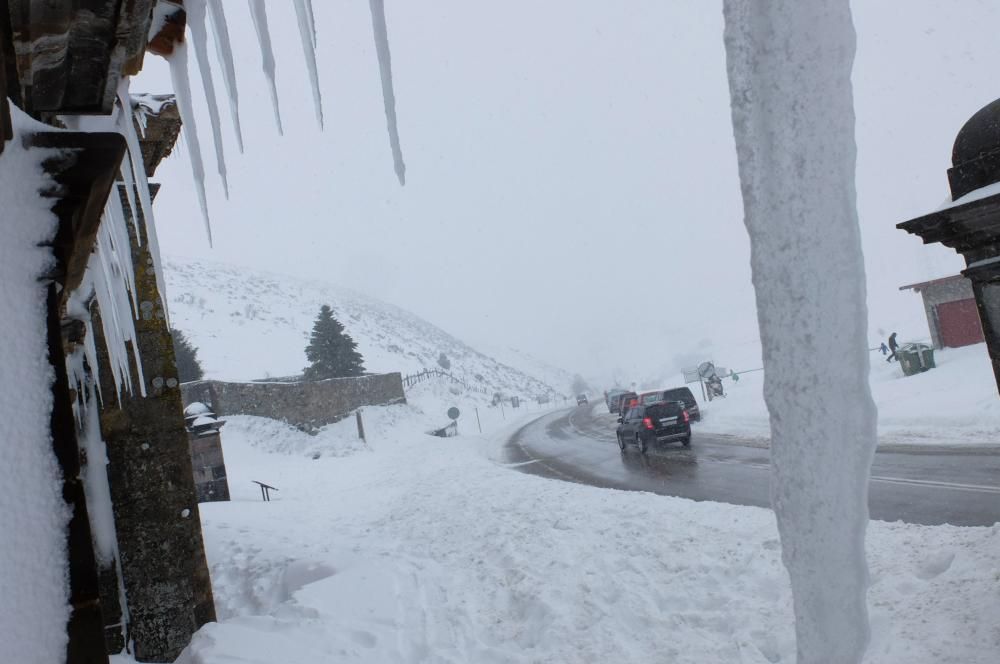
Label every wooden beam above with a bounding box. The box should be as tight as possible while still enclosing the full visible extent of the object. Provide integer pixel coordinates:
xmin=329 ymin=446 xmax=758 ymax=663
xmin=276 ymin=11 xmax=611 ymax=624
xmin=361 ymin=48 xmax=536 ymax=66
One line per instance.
xmin=29 ymin=132 xmax=127 ymax=303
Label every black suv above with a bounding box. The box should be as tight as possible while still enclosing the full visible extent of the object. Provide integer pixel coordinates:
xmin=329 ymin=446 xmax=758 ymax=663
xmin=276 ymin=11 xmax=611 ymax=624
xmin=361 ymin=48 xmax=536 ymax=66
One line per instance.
xmin=641 ymin=387 xmax=701 ymax=421
xmin=616 ymin=401 xmax=691 ymax=453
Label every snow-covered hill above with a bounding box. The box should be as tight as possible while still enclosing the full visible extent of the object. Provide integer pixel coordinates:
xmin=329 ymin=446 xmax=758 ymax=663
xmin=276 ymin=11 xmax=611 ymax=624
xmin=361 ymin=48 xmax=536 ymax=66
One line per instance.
xmin=163 ymin=257 xmax=566 ymax=399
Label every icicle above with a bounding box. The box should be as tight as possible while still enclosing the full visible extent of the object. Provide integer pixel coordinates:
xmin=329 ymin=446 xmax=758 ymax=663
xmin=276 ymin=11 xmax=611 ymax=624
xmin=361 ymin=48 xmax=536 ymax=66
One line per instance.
xmin=105 ymin=191 xmax=139 ymax=315
xmin=80 ymin=390 xmax=118 ymax=564
xmin=206 ymin=0 xmax=244 ymax=152
xmin=248 ymin=0 xmax=284 ymax=135
xmin=167 ymin=40 xmax=214 ymax=246
xmin=117 ymin=149 xmax=140 ymax=236
xmin=185 ymin=0 xmax=230 ymax=197
xmin=292 ymin=0 xmax=324 ymax=128
xmin=369 ymin=0 xmax=406 ymax=185
xmin=92 ymin=231 xmax=135 ymax=400
xmin=118 ymin=80 xmax=171 ymax=323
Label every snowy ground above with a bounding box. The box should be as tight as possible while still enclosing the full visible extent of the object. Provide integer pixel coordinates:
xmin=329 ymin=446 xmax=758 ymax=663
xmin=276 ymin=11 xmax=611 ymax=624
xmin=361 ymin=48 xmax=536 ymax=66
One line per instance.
xmin=104 ymin=384 xmax=1000 ymax=664
xmin=694 ymin=343 xmax=1000 ymax=447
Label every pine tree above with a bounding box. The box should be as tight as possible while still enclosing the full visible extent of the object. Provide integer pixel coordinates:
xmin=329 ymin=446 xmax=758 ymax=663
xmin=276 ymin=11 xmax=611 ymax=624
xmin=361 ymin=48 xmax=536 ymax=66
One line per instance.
xmin=170 ymin=328 xmax=205 ymax=382
xmin=303 ymin=305 xmax=365 ymax=380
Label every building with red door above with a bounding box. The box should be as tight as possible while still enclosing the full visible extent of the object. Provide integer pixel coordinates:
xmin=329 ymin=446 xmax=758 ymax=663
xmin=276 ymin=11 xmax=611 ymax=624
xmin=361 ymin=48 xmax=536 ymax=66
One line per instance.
xmin=900 ymin=275 xmax=985 ymax=349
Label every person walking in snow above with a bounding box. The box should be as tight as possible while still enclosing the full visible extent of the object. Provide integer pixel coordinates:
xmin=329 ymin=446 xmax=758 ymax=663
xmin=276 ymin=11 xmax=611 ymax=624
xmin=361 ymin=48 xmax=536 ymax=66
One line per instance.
xmin=886 ymin=332 xmax=899 ymax=362
xmin=879 ymin=341 xmax=889 ymax=356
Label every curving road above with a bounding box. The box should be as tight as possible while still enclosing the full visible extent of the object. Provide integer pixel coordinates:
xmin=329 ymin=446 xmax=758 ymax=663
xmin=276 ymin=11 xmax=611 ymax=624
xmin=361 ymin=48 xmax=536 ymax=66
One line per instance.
xmin=504 ymin=404 xmax=1000 ymax=526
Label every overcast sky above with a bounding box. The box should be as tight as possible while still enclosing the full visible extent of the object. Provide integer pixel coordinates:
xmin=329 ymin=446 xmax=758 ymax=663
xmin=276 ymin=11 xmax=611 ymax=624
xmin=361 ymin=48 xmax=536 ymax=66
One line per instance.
xmin=136 ymin=0 xmax=1000 ymax=382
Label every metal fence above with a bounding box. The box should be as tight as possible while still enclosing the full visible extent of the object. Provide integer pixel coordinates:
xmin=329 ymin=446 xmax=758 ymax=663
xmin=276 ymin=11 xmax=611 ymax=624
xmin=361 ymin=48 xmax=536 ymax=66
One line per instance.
xmin=402 ymin=368 xmax=489 ymax=395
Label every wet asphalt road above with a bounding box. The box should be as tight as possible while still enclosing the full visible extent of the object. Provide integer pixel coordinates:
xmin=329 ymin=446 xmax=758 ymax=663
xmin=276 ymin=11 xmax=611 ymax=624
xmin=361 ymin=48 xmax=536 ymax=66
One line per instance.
xmin=504 ymin=405 xmax=1000 ymax=526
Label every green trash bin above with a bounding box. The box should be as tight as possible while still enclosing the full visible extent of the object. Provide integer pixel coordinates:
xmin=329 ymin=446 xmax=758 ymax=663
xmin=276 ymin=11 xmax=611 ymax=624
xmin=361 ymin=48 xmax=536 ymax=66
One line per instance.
xmin=919 ymin=346 xmax=935 ymax=369
xmin=897 ymin=343 xmax=933 ymax=376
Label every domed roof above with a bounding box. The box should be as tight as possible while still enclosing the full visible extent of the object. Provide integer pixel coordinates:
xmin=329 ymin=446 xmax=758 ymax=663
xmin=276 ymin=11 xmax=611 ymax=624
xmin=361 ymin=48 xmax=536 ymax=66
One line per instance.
xmin=952 ymin=98 xmax=1000 ymax=167
xmin=947 ymin=97 xmax=1000 ymax=199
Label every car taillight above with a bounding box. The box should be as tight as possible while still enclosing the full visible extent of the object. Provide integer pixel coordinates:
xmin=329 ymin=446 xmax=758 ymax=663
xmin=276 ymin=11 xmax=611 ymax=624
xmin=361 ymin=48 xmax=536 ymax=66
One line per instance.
xmin=643 ymin=417 xmax=654 ymax=430
xmin=682 ymin=410 xmax=690 ymax=423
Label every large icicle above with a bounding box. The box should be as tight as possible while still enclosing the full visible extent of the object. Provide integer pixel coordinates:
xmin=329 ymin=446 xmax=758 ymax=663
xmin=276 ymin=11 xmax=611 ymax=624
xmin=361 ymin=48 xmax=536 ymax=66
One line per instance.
xmin=185 ymin=0 xmax=230 ymax=198
xmin=369 ymin=0 xmax=406 ymax=185
xmin=248 ymin=0 xmax=284 ymax=134
xmin=292 ymin=0 xmax=325 ymax=128
xmin=206 ymin=0 xmax=244 ymax=152
xmin=722 ymin=1 xmax=876 ymax=662
xmin=119 ymin=82 xmax=170 ymax=322
xmin=167 ymin=40 xmax=214 ymax=246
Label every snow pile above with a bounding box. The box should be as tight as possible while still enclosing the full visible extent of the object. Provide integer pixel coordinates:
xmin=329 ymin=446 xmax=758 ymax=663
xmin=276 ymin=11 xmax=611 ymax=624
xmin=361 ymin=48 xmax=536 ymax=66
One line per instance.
xmin=698 ymin=343 xmax=1000 ymax=447
xmin=0 ymin=107 xmax=70 ymax=663
xmin=101 ymin=398 xmax=1000 ymax=663
xmin=163 ymin=256 xmax=564 ymax=397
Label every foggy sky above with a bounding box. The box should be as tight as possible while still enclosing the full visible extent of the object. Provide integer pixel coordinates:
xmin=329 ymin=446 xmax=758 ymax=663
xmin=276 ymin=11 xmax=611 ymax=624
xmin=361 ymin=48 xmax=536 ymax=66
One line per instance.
xmin=136 ymin=0 xmax=1000 ymax=382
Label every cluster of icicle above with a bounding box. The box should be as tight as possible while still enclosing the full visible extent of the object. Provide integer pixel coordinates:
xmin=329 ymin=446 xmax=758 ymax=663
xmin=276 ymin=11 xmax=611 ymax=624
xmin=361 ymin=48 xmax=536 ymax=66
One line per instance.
xmin=65 ymin=79 xmax=173 ymax=411
xmin=60 ymin=80 xmax=154 ymax=652
xmin=158 ymin=0 xmax=406 ymax=246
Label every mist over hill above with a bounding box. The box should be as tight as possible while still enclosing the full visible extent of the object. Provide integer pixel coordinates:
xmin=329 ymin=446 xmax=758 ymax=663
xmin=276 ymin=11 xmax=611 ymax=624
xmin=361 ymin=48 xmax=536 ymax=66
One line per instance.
xmin=163 ymin=257 xmax=569 ymax=399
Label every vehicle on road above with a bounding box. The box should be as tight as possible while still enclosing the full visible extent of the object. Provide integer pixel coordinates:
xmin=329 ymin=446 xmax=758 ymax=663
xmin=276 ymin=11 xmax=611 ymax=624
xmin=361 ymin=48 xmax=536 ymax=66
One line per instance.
xmin=616 ymin=401 xmax=691 ymax=453
xmin=576 ymin=393 xmax=589 ymax=406
xmin=605 ymin=388 xmax=628 ymax=413
xmin=615 ymin=391 xmax=639 ymax=414
xmin=639 ymin=387 xmax=701 ymax=421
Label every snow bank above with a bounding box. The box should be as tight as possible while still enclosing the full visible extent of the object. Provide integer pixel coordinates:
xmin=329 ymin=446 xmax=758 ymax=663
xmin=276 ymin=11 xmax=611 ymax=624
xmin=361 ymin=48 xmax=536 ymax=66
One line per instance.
xmin=0 ymin=107 xmax=71 ymax=663
xmin=160 ymin=397 xmax=1000 ymax=663
xmin=700 ymin=344 xmax=1000 ymax=447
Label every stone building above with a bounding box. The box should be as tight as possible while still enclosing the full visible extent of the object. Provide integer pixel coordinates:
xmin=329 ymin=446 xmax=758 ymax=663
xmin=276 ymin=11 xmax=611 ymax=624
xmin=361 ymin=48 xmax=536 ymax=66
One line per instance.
xmin=2 ymin=3 xmax=215 ymax=662
xmin=899 ymin=274 xmax=985 ymax=349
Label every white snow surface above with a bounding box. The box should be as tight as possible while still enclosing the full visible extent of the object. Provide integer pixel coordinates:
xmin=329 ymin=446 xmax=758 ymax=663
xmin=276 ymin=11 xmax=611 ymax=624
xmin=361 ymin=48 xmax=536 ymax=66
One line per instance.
xmin=723 ymin=1 xmax=876 ymax=660
xmin=698 ymin=343 xmax=1000 ymax=447
xmin=163 ymin=256 xmax=564 ymax=398
xmin=0 ymin=105 xmax=71 ymax=664
xmin=104 ymin=387 xmax=1000 ymax=664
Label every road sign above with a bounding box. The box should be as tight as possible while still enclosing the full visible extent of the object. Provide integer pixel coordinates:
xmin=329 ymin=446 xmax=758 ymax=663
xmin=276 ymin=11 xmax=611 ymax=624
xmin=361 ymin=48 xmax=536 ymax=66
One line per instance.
xmin=447 ymin=407 xmax=460 ymax=420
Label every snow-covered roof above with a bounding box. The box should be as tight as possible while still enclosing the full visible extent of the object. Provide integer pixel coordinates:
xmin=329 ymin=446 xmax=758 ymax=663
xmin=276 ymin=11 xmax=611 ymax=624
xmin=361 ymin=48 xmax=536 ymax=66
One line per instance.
xmin=898 ymin=274 xmax=969 ymax=293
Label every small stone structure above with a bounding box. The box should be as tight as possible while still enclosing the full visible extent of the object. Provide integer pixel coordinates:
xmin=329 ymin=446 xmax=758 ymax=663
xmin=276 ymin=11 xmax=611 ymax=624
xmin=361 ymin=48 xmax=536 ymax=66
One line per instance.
xmin=182 ymin=373 xmax=406 ymax=432
xmin=900 ymin=275 xmax=985 ymax=349
xmin=184 ymin=403 xmax=231 ymax=503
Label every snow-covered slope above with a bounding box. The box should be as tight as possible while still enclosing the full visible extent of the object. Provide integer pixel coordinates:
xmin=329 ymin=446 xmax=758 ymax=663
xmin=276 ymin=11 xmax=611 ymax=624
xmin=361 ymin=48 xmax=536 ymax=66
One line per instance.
xmin=163 ymin=257 xmax=564 ymax=398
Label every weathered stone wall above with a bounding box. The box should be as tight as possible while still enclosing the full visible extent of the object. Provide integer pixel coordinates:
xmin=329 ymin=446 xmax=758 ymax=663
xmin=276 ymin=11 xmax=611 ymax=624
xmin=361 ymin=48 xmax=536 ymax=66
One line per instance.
xmin=181 ymin=373 xmax=406 ymax=432
xmin=95 ymin=186 xmax=216 ymax=662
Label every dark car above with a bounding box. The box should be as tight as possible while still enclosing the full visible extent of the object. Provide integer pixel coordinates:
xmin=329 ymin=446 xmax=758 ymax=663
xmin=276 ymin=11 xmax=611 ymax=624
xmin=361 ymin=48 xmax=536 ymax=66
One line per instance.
xmin=576 ymin=393 xmax=589 ymax=406
xmin=639 ymin=387 xmax=701 ymax=421
xmin=616 ymin=401 xmax=691 ymax=453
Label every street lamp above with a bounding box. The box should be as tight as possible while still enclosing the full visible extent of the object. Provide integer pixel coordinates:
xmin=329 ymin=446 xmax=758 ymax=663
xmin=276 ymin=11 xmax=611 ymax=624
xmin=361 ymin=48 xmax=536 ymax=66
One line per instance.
xmin=898 ymin=97 xmax=1000 ymax=392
